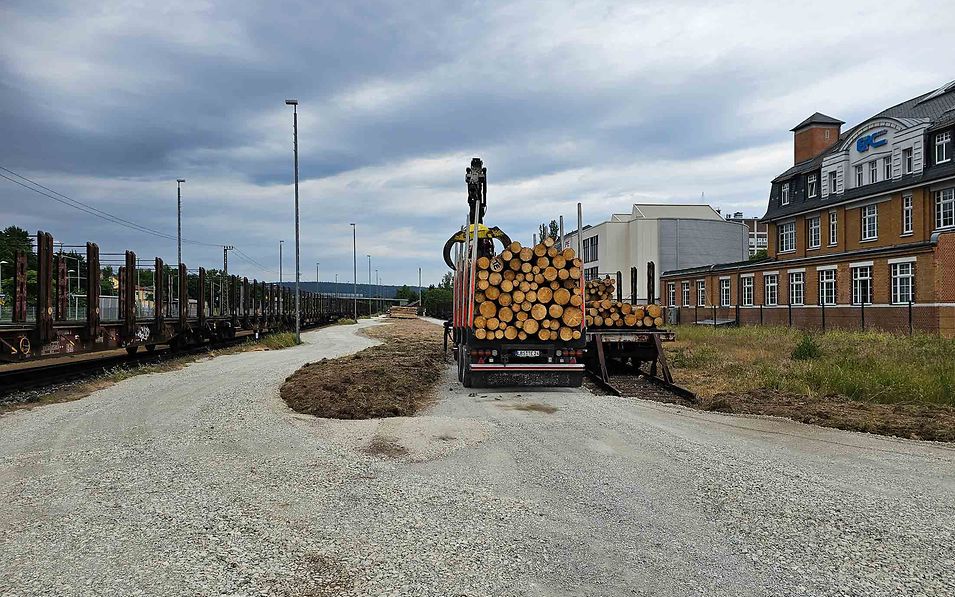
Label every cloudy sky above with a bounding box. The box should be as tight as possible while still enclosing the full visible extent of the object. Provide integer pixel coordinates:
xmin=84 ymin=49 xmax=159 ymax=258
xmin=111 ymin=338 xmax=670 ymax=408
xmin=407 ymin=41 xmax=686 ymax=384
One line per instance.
xmin=1 ymin=1 xmax=952 ymax=286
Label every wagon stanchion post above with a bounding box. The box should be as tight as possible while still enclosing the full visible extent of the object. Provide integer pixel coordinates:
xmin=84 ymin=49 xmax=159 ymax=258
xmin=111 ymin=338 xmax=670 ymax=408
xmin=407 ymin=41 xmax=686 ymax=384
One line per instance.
xmin=36 ymin=231 xmax=55 ymax=343
xmin=178 ymin=263 xmax=187 ymax=329
xmin=694 ymin=304 xmax=698 ymax=324
xmin=821 ymin=301 xmax=826 ymax=331
xmin=860 ymin=301 xmax=865 ymax=331
xmin=86 ymin=243 xmax=100 ymax=338
xmin=616 ymin=271 xmax=622 ymax=302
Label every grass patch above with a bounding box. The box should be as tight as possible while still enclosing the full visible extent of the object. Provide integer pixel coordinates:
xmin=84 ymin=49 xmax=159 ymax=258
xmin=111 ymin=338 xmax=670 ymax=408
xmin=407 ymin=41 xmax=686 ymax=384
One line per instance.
xmin=259 ymin=332 xmax=299 ymax=350
xmin=664 ymin=325 xmax=955 ymax=441
xmin=336 ymin=318 xmax=358 ymax=325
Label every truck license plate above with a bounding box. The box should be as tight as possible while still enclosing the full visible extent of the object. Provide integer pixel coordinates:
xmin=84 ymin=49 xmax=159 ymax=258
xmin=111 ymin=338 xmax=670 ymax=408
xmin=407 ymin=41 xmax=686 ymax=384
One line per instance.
xmin=513 ymin=350 xmax=540 ymax=358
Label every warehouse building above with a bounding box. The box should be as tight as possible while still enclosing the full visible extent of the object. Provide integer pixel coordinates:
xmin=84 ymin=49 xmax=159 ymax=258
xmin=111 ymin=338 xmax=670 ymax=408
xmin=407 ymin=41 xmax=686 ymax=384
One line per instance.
xmin=662 ymin=81 xmax=955 ymax=335
xmin=562 ymin=203 xmax=748 ymax=302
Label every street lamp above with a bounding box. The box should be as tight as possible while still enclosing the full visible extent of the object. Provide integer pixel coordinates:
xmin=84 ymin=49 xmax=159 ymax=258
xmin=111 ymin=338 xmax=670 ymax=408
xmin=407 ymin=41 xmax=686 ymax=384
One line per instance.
xmin=279 ymin=240 xmax=284 ymax=283
xmin=285 ymin=98 xmax=301 ymax=344
xmin=176 ymin=179 xmax=185 ymax=266
xmin=366 ymin=254 xmax=372 ymax=314
xmin=351 ymin=223 xmax=357 ymax=320
xmin=315 ymin=261 xmax=320 ymax=286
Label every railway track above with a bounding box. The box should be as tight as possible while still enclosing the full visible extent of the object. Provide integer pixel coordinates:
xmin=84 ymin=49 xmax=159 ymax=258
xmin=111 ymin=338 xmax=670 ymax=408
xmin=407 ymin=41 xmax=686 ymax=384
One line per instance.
xmin=586 ymin=365 xmax=696 ymax=406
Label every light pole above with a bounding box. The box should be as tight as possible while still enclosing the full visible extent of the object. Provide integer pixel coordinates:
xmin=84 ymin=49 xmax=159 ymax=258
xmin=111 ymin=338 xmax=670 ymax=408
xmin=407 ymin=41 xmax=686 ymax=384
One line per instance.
xmin=418 ymin=266 xmax=422 ymax=312
xmin=367 ymin=254 xmax=372 ymax=314
xmin=279 ymin=240 xmax=284 ymax=283
xmin=375 ymin=268 xmax=380 ymax=314
xmin=316 ymin=261 xmax=320 ymax=286
xmin=285 ymin=98 xmax=301 ymax=344
xmin=351 ymin=223 xmax=357 ymax=320
xmin=176 ymin=179 xmax=185 ymax=266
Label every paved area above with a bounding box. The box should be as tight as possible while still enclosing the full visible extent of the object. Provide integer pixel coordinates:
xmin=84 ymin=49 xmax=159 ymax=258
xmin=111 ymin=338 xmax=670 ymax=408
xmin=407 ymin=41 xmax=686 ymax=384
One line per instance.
xmin=1 ymin=320 xmax=953 ymax=596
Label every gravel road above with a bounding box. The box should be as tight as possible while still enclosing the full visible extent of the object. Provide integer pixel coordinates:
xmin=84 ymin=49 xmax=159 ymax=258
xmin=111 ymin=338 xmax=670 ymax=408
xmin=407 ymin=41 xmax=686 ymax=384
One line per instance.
xmin=1 ymin=319 xmax=953 ymax=596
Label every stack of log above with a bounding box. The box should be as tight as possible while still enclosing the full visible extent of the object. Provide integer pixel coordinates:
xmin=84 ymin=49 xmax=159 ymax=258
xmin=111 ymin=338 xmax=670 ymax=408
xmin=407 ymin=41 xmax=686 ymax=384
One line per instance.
xmin=472 ymin=237 xmax=584 ymax=342
xmin=388 ymin=305 xmax=418 ymax=319
xmin=585 ymin=276 xmax=665 ymax=329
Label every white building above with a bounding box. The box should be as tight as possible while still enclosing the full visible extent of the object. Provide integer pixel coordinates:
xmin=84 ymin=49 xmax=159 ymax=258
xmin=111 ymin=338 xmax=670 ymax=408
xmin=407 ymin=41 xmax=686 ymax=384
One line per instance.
xmin=563 ymin=203 xmax=749 ymax=302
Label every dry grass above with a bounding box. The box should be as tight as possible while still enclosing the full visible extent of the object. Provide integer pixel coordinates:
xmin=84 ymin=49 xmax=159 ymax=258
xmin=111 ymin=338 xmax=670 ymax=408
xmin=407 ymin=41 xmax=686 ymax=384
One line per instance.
xmin=666 ymin=325 xmax=955 ymax=441
xmin=280 ymin=319 xmax=448 ymax=419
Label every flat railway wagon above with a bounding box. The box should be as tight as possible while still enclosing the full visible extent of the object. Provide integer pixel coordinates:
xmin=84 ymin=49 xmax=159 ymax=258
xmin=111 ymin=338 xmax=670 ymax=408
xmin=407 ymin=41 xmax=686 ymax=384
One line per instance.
xmin=0 ymin=230 xmax=370 ymax=363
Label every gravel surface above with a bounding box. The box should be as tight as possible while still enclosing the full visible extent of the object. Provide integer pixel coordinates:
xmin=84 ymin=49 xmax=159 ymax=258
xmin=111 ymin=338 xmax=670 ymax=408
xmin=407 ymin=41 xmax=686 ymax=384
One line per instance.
xmin=1 ymin=318 xmax=953 ymax=596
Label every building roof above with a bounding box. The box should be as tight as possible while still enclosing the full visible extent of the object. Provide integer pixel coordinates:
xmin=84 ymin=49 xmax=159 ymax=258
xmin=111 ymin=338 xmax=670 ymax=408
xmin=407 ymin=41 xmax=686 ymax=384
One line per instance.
xmin=790 ymin=112 xmax=844 ymax=131
xmin=565 ymin=203 xmax=726 ymax=236
xmin=765 ymin=81 xmax=955 ymax=221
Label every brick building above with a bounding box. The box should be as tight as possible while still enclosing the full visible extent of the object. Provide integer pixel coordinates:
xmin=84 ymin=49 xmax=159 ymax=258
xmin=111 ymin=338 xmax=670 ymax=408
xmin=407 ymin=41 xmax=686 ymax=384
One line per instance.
xmin=662 ymin=82 xmax=955 ymax=336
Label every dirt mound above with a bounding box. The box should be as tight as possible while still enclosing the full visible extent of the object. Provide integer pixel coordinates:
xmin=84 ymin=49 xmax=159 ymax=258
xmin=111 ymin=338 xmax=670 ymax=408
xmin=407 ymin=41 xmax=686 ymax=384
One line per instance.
xmin=281 ymin=319 xmax=448 ymax=419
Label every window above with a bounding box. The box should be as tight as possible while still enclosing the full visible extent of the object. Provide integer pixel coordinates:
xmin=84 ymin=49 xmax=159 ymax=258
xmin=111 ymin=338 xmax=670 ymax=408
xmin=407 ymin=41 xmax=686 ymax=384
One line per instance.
xmin=764 ymin=274 xmax=778 ymax=306
xmin=861 ymin=204 xmax=878 ymax=240
xmin=903 ymin=148 xmax=914 ymax=174
xmin=697 ymin=280 xmax=706 ymax=307
xmin=829 ymin=211 xmax=838 ymax=245
xmin=778 ymin=221 xmax=795 ymax=252
xmin=818 ymin=270 xmax=836 ymax=305
xmin=884 ymin=156 xmax=892 ymax=180
xmin=936 ymin=131 xmax=951 ymax=164
xmin=869 ymin=160 xmax=878 ymax=184
xmin=891 ymin=262 xmax=914 ymax=304
xmin=781 ymin=183 xmax=790 ymax=205
xmin=719 ymin=279 xmax=730 ymax=306
xmin=855 ymin=164 xmax=864 ymax=187
xmin=936 ymin=188 xmax=955 ymax=229
xmin=582 ymin=237 xmax=599 ymax=262
xmin=807 ymin=216 xmax=821 ymax=249
xmin=789 ymin=272 xmax=804 ymax=305
xmin=807 ymin=174 xmax=817 ymax=198
xmin=742 ymin=277 xmax=754 ymax=306
xmin=681 ymin=282 xmax=690 ymax=307
xmin=902 ymin=195 xmax=913 ymax=235
xmin=584 ymin=266 xmax=598 ymax=280
xmin=827 ymin=171 xmax=838 ymax=195
xmin=667 ymin=282 xmax=676 ymax=307
xmin=852 ymin=266 xmax=872 ymax=305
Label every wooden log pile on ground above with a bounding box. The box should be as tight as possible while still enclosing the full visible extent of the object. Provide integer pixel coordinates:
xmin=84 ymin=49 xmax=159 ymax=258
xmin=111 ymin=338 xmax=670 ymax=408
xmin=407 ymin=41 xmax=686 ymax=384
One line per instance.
xmin=472 ymin=237 xmax=584 ymax=342
xmin=585 ymin=276 xmax=665 ymax=329
xmin=388 ymin=305 xmax=419 ymax=319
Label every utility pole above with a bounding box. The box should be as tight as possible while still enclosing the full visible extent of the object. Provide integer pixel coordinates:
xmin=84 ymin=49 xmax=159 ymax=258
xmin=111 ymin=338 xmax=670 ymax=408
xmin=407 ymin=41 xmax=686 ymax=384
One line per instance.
xmin=367 ymin=255 xmax=372 ymax=314
xmin=176 ymin=179 xmax=185 ymax=266
xmin=375 ymin=268 xmax=380 ymax=314
xmin=285 ymin=98 xmax=301 ymax=344
xmin=316 ymin=261 xmax=320 ymax=286
xmin=351 ymin=223 xmax=357 ymax=320
xmin=279 ymin=240 xmax=284 ymax=283
xmin=223 ymin=245 xmax=233 ymax=317
xmin=418 ymin=267 xmax=422 ymax=312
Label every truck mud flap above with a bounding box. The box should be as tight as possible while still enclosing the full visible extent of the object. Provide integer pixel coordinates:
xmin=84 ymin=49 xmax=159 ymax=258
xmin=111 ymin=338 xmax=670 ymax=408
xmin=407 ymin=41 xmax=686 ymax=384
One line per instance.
xmin=468 ymin=370 xmax=584 ymax=388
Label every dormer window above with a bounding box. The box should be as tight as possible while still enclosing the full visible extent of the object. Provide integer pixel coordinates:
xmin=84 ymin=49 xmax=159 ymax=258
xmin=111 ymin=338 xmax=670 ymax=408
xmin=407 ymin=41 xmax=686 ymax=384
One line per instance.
xmin=855 ymin=164 xmax=864 ymax=187
xmin=781 ymin=183 xmax=790 ymax=205
xmin=884 ymin=156 xmax=892 ymax=180
xmin=869 ymin=160 xmax=878 ymax=183
xmin=904 ymin=148 xmax=914 ymax=174
xmin=828 ymin=171 xmax=838 ymax=196
xmin=937 ymin=131 xmax=951 ymax=164
xmin=807 ymin=174 xmax=817 ymax=198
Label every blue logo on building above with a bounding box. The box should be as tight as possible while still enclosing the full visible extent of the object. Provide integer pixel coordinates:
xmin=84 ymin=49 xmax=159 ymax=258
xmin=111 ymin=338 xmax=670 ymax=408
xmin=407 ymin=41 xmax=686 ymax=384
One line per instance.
xmin=856 ymin=130 xmax=888 ymax=152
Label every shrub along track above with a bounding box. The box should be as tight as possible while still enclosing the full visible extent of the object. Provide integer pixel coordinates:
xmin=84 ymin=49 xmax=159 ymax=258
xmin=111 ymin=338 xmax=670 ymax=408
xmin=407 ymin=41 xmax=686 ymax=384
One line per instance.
xmin=281 ymin=318 xmax=448 ymax=419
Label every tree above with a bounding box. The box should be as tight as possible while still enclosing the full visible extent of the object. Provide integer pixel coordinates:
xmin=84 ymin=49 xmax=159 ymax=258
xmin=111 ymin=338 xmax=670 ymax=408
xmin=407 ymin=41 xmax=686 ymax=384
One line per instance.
xmin=749 ymin=249 xmax=768 ymax=261
xmin=395 ymin=285 xmax=417 ymax=302
xmin=421 ymin=284 xmax=452 ymax=319
xmin=0 ymin=226 xmax=35 ymax=304
xmin=439 ymin=271 xmax=453 ymax=289
xmin=549 ymin=219 xmax=560 ymax=240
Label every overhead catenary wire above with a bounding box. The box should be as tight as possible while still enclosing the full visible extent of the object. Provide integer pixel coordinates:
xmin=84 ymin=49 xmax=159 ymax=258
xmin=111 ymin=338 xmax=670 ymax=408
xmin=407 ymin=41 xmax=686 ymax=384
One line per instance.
xmin=0 ymin=165 xmax=279 ymax=278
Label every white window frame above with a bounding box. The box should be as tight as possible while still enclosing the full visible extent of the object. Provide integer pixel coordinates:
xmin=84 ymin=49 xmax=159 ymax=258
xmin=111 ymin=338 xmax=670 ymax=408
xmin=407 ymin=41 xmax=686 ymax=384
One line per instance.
xmin=818 ymin=269 xmax=836 ymax=306
xmin=778 ymin=221 xmax=796 ymax=253
xmin=789 ymin=272 xmax=804 ymax=305
xmin=936 ymin=188 xmax=955 ymax=230
xmin=851 ymin=266 xmax=872 ymax=305
xmin=936 ymin=131 xmax=951 ymax=164
xmin=667 ymin=282 xmax=676 ymax=307
xmin=861 ymin=204 xmax=878 ymax=241
xmin=891 ymin=262 xmax=914 ymax=304
xmin=869 ymin=160 xmax=878 ymax=184
xmin=697 ymin=280 xmax=706 ymax=307
xmin=828 ymin=171 xmax=838 ymax=196
xmin=828 ymin=211 xmax=838 ymax=245
xmin=902 ymin=194 xmax=913 ymax=235
xmin=855 ymin=164 xmax=864 ymax=187
xmin=807 ymin=216 xmax=821 ymax=249
xmin=764 ymin=274 xmax=778 ymax=306
xmin=742 ymin=276 xmax=754 ymax=306
xmin=903 ymin=148 xmax=914 ymax=174
xmin=807 ymin=174 xmax=817 ymax=198
xmin=681 ymin=281 xmax=690 ymax=307
xmin=781 ymin=183 xmax=790 ymax=206
xmin=884 ymin=156 xmax=892 ymax=180
xmin=719 ymin=278 xmax=731 ymax=307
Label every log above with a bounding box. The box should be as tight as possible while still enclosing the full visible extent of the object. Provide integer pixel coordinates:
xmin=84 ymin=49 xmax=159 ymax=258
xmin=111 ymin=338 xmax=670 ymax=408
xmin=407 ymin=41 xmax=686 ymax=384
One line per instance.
xmin=498 ymin=307 xmax=514 ymax=323
xmin=495 ymin=329 xmax=504 ymax=339
xmin=504 ymin=326 xmax=518 ymax=340
xmin=537 ymin=329 xmax=551 ymax=341
xmin=498 ymin=292 xmax=512 ymax=307
xmin=488 ymin=271 xmax=503 ymax=286
xmin=537 ymin=286 xmax=553 ymax=303
xmin=512 ymin=290 xmax=525 ymax=304
xmin=509 ymin=241 xmax=522 ymax=253
xmin=490 ymin=257 xmax=504 ymax=272
xmin=479 ymin=301 xmax=497 ymax=319
xmin=523 ymin=318 xmax=540 ymax=334
xmin=531 ymin=304 xmax=547 ymax=320
xmin=548 ymin=303 xmax=563 ymax=319
xmin=543 ymin=266 xmax=558 ymax=282
xmin=486 ymin=317 xmax=500 ymax=331
xmin=518 ymin=331 xmax=528 ymax=340
xmin=561 ymin=306 xmax=583 ymax=327
xmin=500 ymin=279 xmax=514 ymax=293
xmin=519 ymin=247 xmax=534 ymax=262
xmin=474 ymin=328 xmax=487 ymax=339
xmin=485 ymin=286 xmax=500 ymax=300
xmin=533 ymin=244 xmax=547 ymax=257
xmin=559 ymin=327 xmax=574 ymax=341
xmin=553 ymin=287 xmax=570 ymax=305
xmin=477 ymin=256 xmax=490 ymax=269
xmin=474 ymin=315 xmax=487 ymax=329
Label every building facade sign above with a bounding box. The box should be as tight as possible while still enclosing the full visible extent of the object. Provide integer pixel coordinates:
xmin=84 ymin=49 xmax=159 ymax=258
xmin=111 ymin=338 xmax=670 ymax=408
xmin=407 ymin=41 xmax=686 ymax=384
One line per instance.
xmin=856 ymin=129 xmax=887 ymax=152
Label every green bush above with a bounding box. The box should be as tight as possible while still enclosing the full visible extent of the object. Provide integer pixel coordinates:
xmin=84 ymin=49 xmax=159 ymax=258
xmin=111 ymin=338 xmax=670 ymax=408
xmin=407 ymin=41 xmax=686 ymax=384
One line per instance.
xmin=791 ymin=334 xmax=822 ymax=360
xmin=336 ymin=318 xmax=357 ymax=325
xmin=261 ymin=332 xmax=299 ymax=349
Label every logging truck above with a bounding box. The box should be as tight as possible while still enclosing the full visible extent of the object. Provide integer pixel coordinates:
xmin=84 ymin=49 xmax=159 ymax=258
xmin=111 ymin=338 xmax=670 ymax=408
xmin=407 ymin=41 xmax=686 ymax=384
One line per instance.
xmin=445 ymin=159 xmax=587 ymax=388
